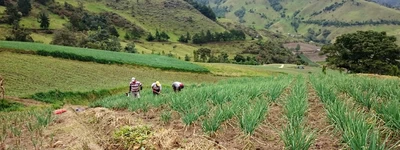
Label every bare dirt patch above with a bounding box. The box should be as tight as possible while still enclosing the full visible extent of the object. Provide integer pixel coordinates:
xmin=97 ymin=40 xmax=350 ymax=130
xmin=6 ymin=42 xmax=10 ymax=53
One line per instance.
xmin=306 ymin=83 xmax=344 ymax=150
xmin=4 ymin=96 xmax=47 ymax=106
xmin=249 ymin=82 xmax=294 ymax=150
xmin=252 ymin=102 xmax=286 ymax=149
xmin=283 ymin=43 xmax=326 ymax=62
xmin=43 ymin=105 xmax=104 ymax=149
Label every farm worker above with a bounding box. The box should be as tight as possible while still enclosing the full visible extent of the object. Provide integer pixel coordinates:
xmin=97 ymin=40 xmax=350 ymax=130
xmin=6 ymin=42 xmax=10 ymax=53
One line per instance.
xmin=151 ymin=81 xmax=162 ymax=95
xmin=0 ymin=75 xmax=4 ymax=99
xmin=129 ymin=77 xmax=142 ymax=99
xmin=172 ymin=81 xmax=184 ymax=92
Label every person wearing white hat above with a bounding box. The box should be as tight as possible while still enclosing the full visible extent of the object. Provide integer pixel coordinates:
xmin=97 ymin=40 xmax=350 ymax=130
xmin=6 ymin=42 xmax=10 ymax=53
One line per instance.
xmin=128 ymin=77 xmax=142 ymax=99
xmin=151 ymin=81 xmax=162 ymax=95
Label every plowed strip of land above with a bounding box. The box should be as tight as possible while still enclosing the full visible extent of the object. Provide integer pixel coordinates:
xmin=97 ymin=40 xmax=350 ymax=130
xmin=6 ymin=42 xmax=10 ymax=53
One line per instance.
xmin=251 ymin=82 xmax=294 ymax=150
xmin=306 ymin=83 xmax=344 ymax=150
xmin=5 ymin=96 xmax=47 ymax=106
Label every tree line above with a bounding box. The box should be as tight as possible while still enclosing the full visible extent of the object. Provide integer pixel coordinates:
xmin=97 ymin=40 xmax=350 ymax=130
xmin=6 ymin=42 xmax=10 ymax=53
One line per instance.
xmin=303 ymin=19 xmax=400 ymax=27
xmin=146 ymin=29 xmax=170 ymax=42
xmin=311 ymin=1 xmax=346 ymax=16
xmin=190 ymin=40 xmax=302 ymax=65
xmin=179 ymin=30 xmax=245 ymax=44
xmin=183 ymin=0 xmax=216 ymax=21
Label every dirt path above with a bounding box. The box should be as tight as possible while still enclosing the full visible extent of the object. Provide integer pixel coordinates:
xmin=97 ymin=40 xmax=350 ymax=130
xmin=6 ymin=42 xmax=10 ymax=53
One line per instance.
xmin=44 ymin=105 xmax=104 ymax=149
xmin=5 ymin=96 xmax=47 ymax=106
xmin=251 ymin=81 xmax=293 ymax=150
xmin=306 ymin=83 xmax=343 ymax=150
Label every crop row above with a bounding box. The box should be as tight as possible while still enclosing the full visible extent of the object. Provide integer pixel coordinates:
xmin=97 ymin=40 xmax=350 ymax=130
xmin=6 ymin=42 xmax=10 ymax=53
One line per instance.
xmin=326 ymin=73 xmax=400 ymax=130
xmin=281 ymin=75 xmax=315 ymax=150
xmin=310 ymin=74 xmax=391 ymax=149
xmin=91 ymin=76 xmax=293 ymax=135
xmin=0 ymin=108 xmax=54 ymax=149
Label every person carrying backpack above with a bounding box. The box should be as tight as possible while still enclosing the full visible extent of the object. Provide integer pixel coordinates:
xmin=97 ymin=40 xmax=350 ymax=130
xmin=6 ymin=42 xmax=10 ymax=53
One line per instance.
xmin=151 ymin=81 xmax=162 ymax=95
xmin=128 ymin=77 xmax=142 ymax=99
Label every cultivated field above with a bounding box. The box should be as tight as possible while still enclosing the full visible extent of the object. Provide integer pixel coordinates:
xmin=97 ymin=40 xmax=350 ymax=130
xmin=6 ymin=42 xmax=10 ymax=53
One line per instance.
xmin=1 ymin=39 xmax=399 ymax=149
xmin=0 ymin=41 xmax=209 ymax=72
xmin=283 ymin=42 xmax=326 ymax=63
xmin=2 ymin=70 xmax=399 ymax=149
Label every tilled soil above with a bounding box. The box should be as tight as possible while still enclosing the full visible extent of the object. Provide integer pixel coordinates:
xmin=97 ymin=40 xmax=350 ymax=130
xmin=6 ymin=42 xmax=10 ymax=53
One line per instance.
xmin=19 ymin=81 xmax=362 ymax=150
xmin=306 ymin=83 xmax=344 ymax=150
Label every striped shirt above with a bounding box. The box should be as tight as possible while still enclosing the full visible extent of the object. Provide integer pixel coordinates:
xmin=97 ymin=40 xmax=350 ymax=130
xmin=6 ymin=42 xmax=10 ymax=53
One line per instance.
xmin=130 ymin=81 xmax=142 ymax=92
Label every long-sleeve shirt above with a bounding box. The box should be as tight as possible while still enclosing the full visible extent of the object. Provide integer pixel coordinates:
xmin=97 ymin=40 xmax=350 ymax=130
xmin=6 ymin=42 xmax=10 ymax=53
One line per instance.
xmin=151 ymin=83 xmax=162 ymax=91
xmin=172 ymin=82 xmax=183 ymax=88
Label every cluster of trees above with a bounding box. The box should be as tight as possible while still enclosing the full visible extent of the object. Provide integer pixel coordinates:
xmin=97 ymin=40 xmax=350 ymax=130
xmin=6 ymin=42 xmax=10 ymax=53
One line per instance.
xmin=1 ymin=0 xmax=32 ymax=24
xmin=311 ymin=1 xmax=346 ymax=16
xmin=146 ymin=29 xmax=170 ymax=42
xmin=211 ymin=5 xmax=229 ymax=18
xmin=234 ymin=6 xmax=246 ymax=19
xmin=191 ymin=40 xmax=301 ymax=65
xmin=241 ymin=40 xmax=299 ymax=65
xmin=178 ymin=32 xmax=191 ymax=43
xmin=0 ymin=0 xmax=51 ymax=25
xmin=304 ymin=28 xmax=331 ymax=44
xmin=303 ymin=19 xmax=400 ymax=27
xmin=321 ymin=30 xmax=400 ymax=76
xmin=268 ymin=0 xmax=283 ymax=12
xmin=54 ymin=3 xmax=123 ymax=51
xmin=124 ymin=27 xmax=143 ymax=40
xmin=191 ymin=30 xmax=246 ymax=44
xmin=51 ymin=27 xmax=129 ymax=52
xmin=193 ymin=48 xmax=230 ymax=63
xmin=5 ymin=23 xmax=34 ymax=42
xmin=233 ymin=54 xmax=259 ymax=65
xmin=183 ymin=0 xmax=216 ymax=21
xmin=0 ymin=0 xmax=51 ymax=42
xmin=290 ymin=18 xmax=301 ymax=32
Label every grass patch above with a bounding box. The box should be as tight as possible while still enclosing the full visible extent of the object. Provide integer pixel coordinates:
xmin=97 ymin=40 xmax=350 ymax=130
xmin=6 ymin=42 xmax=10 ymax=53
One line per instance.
xmin=0 ymin=41 xmax=209 ymax=72
xmin=0 ymin=99 xmax=25 ymax=112
xmin=30 ymin=88 xmax=120 ymax=109
xmin=198 ymin=63 xmax=280 ymax=77
xmin=30 ymin=33 xmax=53 ymax=44
xmin=0 ymin=52 xmax=225 ymax=97
xmin=19 ymin=6 xmax=67 ymax=29
xmin=299 ymin=54 xmax=320 ymax=67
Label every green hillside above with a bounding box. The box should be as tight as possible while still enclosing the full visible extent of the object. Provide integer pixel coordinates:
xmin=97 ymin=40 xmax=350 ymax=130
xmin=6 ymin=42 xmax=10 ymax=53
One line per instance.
xmin=0 ymin=0 xmax=226 ymax=41
xmin=200 ymin=0 xmax=400 ymax=44
xmin=0 ymin=0 xmax=309 ymax=66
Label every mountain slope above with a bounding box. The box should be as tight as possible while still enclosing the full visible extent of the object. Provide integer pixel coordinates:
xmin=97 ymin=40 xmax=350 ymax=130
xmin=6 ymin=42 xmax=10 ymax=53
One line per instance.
xmin=198 ymin=0 xmax=400 ymax=44
xmin=58 ymin=0 xmax=226 ymax=40
xmin=370 ymin=0 xmax=400 ymax=8
xmin=0 ymin=0 xmax=226 ymax=41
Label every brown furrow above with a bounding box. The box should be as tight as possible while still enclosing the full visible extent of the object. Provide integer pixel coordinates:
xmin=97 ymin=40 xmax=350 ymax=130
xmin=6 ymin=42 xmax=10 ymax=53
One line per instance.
xmin=306 ymin=82 xmax=344 ymax=150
